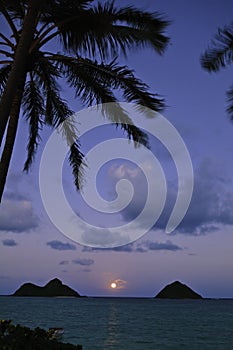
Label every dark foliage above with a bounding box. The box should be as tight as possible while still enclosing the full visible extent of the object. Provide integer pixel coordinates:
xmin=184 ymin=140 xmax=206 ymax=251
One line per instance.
xmin=0 ymin=320 xmax=82 ymax=350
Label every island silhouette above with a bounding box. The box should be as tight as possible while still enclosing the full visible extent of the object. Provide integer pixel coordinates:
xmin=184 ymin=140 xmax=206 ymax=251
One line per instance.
xmin=155 ymin=281 xmax=202 ymax=299
xmin=13 ymin=278 xmax=82 ymax=297
xmin=12 ymin=279 xmax=202 ymax=299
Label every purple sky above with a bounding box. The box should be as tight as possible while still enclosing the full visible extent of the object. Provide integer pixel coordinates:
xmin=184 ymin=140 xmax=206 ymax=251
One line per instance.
xmin=1 ymin=0 xmax=233 ymax=298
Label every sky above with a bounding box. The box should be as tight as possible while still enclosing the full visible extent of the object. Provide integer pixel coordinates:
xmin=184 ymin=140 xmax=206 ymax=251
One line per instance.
xmin=1 ymin=0 xmax=233 ymax=298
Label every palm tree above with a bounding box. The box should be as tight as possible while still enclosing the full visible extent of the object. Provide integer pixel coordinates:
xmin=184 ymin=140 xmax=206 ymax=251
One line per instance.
xmin=0 ymin=0 xmax=170 ymax=202
xmin=200 ymin=22 xmax=233 ymax=119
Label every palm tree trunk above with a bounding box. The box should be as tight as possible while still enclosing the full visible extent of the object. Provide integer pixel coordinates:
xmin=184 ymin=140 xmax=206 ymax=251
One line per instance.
xmin=0 ymin=0 xmax=41 ymax=146
xmin=0 ymin=86 xmax=24 ymax=202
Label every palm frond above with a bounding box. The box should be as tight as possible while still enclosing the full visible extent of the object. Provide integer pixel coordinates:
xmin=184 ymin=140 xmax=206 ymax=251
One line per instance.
xmin=35 ymin=55 xmax=86 ymax=188
xmin=226 ymin=85 xmax=233 ymax=121
xmin=40 ymin=0 xmax=92 ymax=23
xmin=0 ymin=0 xmax=26 ymax=21
xmin=49 ymin=54 xmax=149 ymax=146
xmin=22 ymin=78 xmax=44 ymax=171
xmin=201 ymin=23 xmax=233 ymax=72
xmin=100 ymin=58 xmax=164 ymax=113
xmin=109 ymin=3 xmax=170 ymax=54
xmin=0 ymin=0 xmax=20 ymax=39
xmin=53 ymin=54 xmax=163 ymax=113
xmin=34 ymin=57 xmax=78 ymax=142
xmin=37 ymin=1 xmax=169 ymax=60
xmin=33 ymin=58 xmax=68 ymax=125
xmin=69 ymin=141 xmax=85 ymax=190
xmin=102 ymin=101 xmax=149 ymax=148
xmin=0 ymin=64 xmax=11 ymax=95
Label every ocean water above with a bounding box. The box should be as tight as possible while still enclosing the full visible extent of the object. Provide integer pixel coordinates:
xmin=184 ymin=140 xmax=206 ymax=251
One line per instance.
xmin=1 ymin=297 xmax=233 ymax=350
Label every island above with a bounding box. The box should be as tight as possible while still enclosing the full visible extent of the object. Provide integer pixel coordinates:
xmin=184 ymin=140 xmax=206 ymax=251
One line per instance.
xmin=155 ymin=281 xmax=203 ymax=299
xmin=13 ymin=278 xmax=82 ymax=297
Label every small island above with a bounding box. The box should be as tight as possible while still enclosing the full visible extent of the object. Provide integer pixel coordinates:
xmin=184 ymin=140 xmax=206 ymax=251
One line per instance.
xmin=155 ymin=281 xmax=203 ymax=299
xmin=13 ymin=278 xmax=82 ymax=297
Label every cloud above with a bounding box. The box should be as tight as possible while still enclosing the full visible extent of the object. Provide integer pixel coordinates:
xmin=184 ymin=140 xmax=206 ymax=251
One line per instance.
xmin=108 ymin=162 xmax=148 ymax=221
xmin=108 ymin=163 xmax=141 ymax=180
xmin=0 ymin=196 xmax=38 ymax=233
xmin=112 ymin=279 xmax=127 ymax=289
xmin=82 ymin=239 xmax=183 ymax=253
xmin=139 ymin=240 xmax=182 ymax=251
xmin=112 ymin=158 xmax=233 ymax=235
xmin=174 ymin=159 xmax=233 ymax=234
xmin=82 ymin=268 xmax=92 ymax=273
xmin=2 ymin=239 xmax=18 ymax=247
xmin=59 ymin=260 xmax=69 ymax=265
xmin=80 ymin=225 xmax=131 ymax=248
xmin=110 ymin=245 xmax=134 ymax=252
xmin=72 ymin=258 xmax=94 ymax=266
xmin=0 ymin=275 xmax=10 ymax=279
xmin=46 ymin=240 xmax=77 ymax=251
xmin=82 ymin=244 xmax=135 ymax=253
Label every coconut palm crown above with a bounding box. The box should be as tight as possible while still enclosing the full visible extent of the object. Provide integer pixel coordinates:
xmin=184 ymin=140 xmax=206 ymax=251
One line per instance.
xmin=0 ymin=0 xmax=170 ymax=201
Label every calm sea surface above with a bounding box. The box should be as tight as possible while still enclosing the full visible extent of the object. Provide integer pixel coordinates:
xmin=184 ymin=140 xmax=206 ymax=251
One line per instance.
xmin=1 ymin=297 xmax=233 ymax=349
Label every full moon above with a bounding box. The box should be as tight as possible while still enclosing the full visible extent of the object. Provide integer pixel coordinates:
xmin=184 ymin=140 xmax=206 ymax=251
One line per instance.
xmin=111 ymin=282 xmax=117 ymax=289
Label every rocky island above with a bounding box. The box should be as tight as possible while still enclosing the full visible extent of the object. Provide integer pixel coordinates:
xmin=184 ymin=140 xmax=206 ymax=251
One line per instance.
xmin=13 ymin=278 xmax=82 ymax=297
xmin=155 ymin=281 xmax=203 ymax=299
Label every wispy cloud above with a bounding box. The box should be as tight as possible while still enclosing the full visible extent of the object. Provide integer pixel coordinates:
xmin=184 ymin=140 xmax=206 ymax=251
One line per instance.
xmin=59 ymin=260 xmax=69 ymax=265
xmin=112 ymin=279 xmax=127 ymax=289
xmin=46 ymin=240 xmax=76 ymax=251
xmin=2 ymin=239 xmax=18 ymax=247
xmin=72 ymin=258 xmax=94 ymax=266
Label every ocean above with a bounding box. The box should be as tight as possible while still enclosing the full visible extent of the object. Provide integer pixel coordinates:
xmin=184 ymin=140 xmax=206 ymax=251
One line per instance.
xmin=1 ymin=297 xmax=233 ymax=349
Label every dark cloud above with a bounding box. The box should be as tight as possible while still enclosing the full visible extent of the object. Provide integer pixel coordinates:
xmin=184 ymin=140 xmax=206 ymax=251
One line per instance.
xmin=82 ymin=244 xmax=134 ymax=253
xmin=135 ymin=246 xmax=147 ymax=253
xmin=109 ymin=240 xmax=183 ymax=253
xmin=82 ymin=240 xmax=182 ymax=253
xmin=46 ymin=240 xmax=76 ymax=251
xmin=4 ymin=191 xmax=28 ymax=202
xmin=72 ymin=258 xmax=94 ymax=266
xmin=0 ymin=197 xmax=38 ymax=233
xmin=174 ymin=159 xmax=233 ymax=234
xmin=109 ymin=245 xmax=134 ymax=252
xmin=2 ymin=239 xmax=18 ymax=247
xmin=82 ymin=268 xmax=92 ymax=272
xmin=59 ymin=260 xmax=69 ymax=265
xmin=118 ymin=158 xmax=233 ymax=235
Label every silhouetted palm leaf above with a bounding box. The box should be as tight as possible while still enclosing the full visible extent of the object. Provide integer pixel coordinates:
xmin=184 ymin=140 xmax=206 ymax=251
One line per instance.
xmin=0 ymin=65 xmax=11 ymax=95
xmin=22 ymin=78 xmax=44 ymax=171
xmin=201 ymin=23 xmax=233 ymax=72
xmin=37 ymin=1 xmax=169 ymax=59
xmin=201 ymin=22 xmax=233 ymax=120
xmin=226 ymin=86 xmax=233 ymax=121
